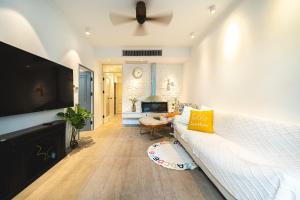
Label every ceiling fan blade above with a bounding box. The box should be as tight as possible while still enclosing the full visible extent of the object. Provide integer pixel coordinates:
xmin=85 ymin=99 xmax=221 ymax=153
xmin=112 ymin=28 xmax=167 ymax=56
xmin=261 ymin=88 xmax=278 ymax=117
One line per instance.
xmin=147 ymin=12 xmax=173 ymax=25
xmin=109 ymin=12 xmax=136 ymax=25
xmin=134 ymin=24 xmax=147 ymax=36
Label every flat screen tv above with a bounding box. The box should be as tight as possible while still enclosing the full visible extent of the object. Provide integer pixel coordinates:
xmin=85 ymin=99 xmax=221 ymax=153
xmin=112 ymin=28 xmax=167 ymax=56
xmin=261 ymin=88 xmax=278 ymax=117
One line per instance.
xmin=0 ymin=41 xmax=74 ymax=117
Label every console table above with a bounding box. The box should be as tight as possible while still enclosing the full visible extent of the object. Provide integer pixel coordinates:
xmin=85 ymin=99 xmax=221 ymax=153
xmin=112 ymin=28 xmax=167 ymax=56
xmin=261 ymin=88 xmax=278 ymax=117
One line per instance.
xmin=0 ymin=120 xmax=66 ymax=200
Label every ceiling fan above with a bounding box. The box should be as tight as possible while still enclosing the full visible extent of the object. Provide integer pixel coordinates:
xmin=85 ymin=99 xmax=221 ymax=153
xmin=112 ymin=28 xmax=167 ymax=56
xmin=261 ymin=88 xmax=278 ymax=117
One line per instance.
xmin=109 ymin=1 xmax=173 ymax=36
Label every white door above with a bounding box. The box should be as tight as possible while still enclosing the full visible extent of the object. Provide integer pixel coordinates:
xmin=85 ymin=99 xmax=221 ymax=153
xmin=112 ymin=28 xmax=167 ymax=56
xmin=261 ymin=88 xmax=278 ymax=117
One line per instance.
xmin=116 ymin=82 xmax=122 ymax=114
xmin=103 ymin=73 xmax=115 ymax=122
xmin=103 ymin=74 xmax=111 ymax=122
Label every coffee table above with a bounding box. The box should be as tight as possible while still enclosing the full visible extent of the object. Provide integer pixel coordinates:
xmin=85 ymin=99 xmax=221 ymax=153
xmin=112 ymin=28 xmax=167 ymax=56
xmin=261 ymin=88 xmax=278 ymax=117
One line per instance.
xmin=139 ymin=117 xmax=170 ymax=138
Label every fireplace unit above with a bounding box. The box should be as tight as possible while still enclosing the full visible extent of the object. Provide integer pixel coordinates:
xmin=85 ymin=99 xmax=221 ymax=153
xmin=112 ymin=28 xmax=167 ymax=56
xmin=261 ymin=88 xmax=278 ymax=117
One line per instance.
xmin=141 ymin=102 xmax=168 ymax=113
xmin=140 ymin=63 xmax=168 ymax=113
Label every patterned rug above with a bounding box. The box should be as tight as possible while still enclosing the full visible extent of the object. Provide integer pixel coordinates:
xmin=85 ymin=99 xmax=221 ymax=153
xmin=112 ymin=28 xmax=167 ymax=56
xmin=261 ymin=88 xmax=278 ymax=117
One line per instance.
xmin=147 ymin=140 xmax=198 ymax=170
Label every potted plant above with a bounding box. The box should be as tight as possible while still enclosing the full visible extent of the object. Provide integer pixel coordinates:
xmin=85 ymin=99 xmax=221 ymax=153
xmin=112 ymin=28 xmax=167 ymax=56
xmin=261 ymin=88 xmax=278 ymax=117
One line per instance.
xmin=129 ymin=97 xmax=138 ymax=112
xmin=57 ymin=104 xmax=92 ymax=149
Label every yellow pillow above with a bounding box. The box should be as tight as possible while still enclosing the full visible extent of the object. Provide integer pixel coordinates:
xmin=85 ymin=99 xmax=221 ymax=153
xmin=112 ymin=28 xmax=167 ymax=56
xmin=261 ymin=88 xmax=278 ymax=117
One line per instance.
xmin=188 ymin=110 xmax=214 ymax=133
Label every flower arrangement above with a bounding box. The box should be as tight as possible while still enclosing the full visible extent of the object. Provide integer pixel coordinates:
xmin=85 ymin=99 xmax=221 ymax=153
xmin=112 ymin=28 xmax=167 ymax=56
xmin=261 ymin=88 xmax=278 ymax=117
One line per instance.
xmin=172 ymin=98 xmax=180 ymax=112
xmin=129 ymin=97 xmax=138 ymax=112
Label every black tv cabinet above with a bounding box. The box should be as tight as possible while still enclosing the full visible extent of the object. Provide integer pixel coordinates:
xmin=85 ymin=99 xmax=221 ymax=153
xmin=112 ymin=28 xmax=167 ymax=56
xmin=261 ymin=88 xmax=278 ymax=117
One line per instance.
xmin=0 ymin=120 xmax=66 ymax=200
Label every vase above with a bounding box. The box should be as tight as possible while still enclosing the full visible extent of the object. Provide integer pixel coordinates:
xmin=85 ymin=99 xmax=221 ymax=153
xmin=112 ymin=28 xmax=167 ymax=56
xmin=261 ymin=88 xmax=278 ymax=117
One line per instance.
xmin=132 ymin=104 xmax=136 ymax=112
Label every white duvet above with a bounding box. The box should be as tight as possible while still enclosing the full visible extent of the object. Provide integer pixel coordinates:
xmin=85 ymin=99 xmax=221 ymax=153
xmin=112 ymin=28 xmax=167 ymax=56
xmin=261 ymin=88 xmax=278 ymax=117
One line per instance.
xmin=174 ymin=112 xmax=300 ymax=200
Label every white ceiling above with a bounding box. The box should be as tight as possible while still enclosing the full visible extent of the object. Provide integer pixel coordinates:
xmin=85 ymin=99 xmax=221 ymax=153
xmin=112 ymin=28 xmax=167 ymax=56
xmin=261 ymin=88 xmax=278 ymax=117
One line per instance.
xmin=53 ymin=0 xmax=236 ymax=47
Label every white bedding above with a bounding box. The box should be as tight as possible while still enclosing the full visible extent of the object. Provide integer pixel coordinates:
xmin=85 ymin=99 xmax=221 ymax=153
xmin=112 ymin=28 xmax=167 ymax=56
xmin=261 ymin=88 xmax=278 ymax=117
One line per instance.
xmin=174 ymin=112 xmax=300 ymax=200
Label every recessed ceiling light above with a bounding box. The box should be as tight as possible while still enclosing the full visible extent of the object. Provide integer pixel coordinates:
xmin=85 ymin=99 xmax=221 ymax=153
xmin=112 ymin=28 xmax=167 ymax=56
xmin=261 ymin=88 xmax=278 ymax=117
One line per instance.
xmin=209 ymin=5 xmax=216 ymax=15
xmin=85 ymin=27 xmax=91 ymax=36
xmin=190 ymin=32 xmax=195 ymax=39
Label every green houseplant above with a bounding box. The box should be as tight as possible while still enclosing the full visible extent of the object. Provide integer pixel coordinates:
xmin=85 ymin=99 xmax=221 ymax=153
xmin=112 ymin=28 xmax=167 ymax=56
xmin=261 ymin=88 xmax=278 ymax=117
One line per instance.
xmin=57 ymin=104 xmax=92 ymax=149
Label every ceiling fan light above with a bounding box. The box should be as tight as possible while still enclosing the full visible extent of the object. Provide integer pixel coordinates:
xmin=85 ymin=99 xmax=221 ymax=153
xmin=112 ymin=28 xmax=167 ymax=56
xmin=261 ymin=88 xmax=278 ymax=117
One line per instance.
xmin=85 ymin=27 xmax=91 ymax=36
xmin=209 ymin=5 xmax=216 ymax=15
xmin=190 ymin=32 xmax=195 ymax=39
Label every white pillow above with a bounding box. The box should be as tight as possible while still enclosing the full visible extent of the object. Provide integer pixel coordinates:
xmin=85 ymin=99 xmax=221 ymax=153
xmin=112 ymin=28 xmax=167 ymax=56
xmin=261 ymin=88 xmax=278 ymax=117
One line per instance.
xmin=177 ymin=106 xmax=196 ymax=125
xmin=201 ymin=105 xmax=213 ymax=111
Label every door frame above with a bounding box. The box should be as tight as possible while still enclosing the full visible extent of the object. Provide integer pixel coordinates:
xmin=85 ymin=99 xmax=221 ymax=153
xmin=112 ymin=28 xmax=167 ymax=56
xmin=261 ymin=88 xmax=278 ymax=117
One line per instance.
xmin=114 ymin=82 xmax=116 ymax=115
xmin=115 ymin=82 xmax=122 ymax=114
xmin=102 ymin=72 xmax=122 ymax=123
xmin=102 ymin=64 xmax=123 ymax=124
xmin=102 ymin=73 xmax=113 ymax=123
xmin=78 ymin=64 xmax=94 ymax=130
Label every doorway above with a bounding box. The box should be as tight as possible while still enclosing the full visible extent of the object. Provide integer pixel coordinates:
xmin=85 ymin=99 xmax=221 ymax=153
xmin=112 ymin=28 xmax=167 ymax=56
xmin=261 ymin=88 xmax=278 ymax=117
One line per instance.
xmin=103 ymin=65 xmax=122 ymax=123
xmin=78 ymin=64 xmax=94 ymax=131
xmin=114 ymin=81 xmax=122 ymax=114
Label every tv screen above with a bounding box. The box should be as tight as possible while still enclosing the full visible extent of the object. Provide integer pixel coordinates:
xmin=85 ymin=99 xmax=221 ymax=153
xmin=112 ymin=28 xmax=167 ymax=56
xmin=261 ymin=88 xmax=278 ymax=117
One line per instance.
xmin=0 ymin=41 xmax=74 ymax=117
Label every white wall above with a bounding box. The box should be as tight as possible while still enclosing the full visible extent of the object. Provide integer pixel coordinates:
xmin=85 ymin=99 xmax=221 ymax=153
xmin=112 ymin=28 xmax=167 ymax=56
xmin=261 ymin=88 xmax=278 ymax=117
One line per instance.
xmin=122 ymin=63 xmax=184 ymax=112
xmin=156 ymin=64 xmax=184 ymax=101
xmin=183 ymin=0 xmax=300 ymax=123
xmin=0 ymin=0 xmax=103 ymax=142
xmin=122 ymin=64 xmax=151 ymax=112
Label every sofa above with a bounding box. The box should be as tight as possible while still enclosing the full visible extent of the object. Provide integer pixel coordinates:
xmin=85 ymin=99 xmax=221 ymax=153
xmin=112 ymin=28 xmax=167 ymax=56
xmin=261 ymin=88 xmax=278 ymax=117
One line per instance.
xmin=173 ymin=110 xmax=300 ymax=200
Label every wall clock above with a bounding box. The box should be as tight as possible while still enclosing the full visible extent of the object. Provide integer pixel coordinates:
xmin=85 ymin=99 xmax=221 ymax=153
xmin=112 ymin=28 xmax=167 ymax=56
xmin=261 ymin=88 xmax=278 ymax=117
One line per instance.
xmin=132 ymin=67 xmax=143 ymax=79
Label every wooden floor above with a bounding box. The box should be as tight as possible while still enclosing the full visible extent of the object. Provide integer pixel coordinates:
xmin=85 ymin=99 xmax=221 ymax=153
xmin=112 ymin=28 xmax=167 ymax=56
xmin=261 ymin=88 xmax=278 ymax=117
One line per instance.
xmin=14 ymin=116 xmax=224 ymax=200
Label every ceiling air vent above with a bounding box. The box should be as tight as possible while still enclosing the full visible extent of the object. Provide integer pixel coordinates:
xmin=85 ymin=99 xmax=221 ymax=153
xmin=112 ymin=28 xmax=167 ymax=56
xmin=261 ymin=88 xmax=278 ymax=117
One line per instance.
xmin=122 ymin=50 xmax=162 ymax=56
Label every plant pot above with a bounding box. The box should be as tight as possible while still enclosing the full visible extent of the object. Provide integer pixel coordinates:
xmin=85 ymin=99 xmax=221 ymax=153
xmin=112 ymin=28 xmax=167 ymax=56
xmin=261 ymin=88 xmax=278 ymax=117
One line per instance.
xmin=70 ymin=128 xmax=79 ymax=149
xmin=132 ymin=104 xmax=136 ymax=112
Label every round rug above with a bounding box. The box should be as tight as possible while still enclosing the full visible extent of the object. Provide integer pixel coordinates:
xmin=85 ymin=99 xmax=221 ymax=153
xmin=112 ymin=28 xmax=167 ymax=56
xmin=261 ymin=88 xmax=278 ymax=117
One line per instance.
xmin=147 ymin=140 xmax=198 ymax=170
